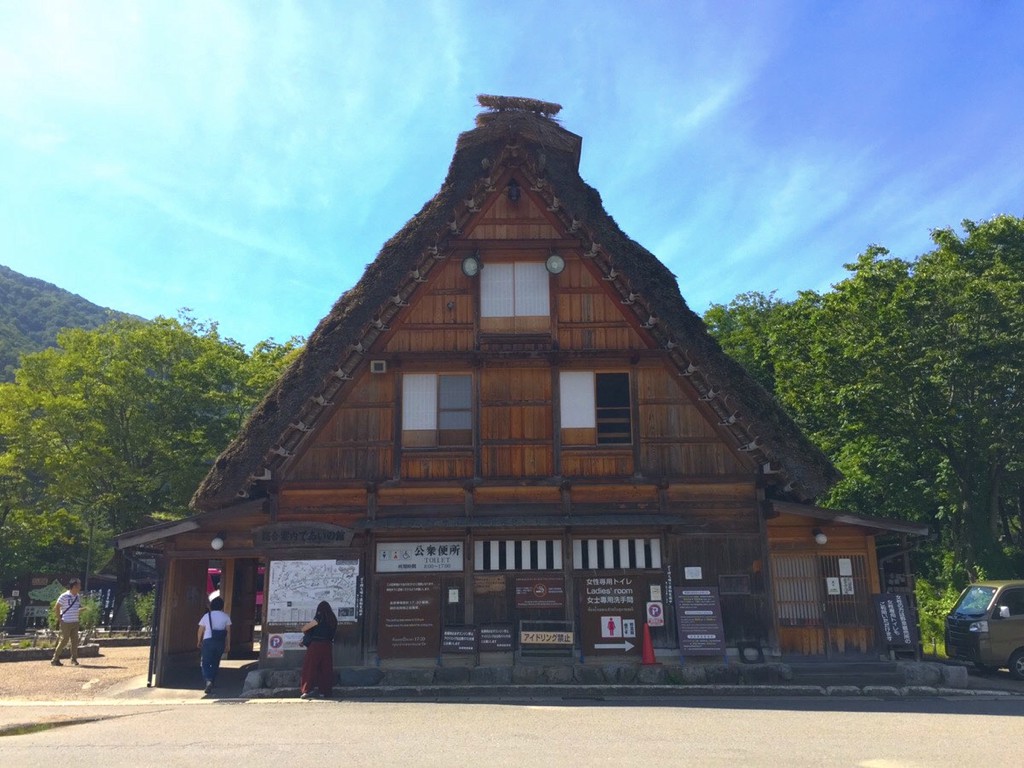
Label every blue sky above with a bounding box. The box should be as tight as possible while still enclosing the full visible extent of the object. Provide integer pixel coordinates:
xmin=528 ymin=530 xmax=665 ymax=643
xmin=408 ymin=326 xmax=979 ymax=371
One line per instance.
xmin=2 ymin=1 xmax=1022 ymax=349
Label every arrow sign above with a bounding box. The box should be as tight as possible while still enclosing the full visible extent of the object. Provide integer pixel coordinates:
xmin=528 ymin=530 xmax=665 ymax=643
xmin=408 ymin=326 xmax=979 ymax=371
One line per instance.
xmin=594 ymin=640 xmax=635 ymax=652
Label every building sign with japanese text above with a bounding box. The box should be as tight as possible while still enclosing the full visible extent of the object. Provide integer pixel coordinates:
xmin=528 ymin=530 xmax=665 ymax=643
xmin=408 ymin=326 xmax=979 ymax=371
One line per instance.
xmin=254 ymin=523 xmax=352 ymax=548
xmin=442 ymin=626 xmax=479 ymax=654
xmin=376 ymin=542 xmax=464 ymax=572
xmin=579 ymin=576 xmax=645 ymax=656
xmin=873 ymin=593 xmax=918 ymax=648
xmin=479 ymin=624 xmax=514 ymax=651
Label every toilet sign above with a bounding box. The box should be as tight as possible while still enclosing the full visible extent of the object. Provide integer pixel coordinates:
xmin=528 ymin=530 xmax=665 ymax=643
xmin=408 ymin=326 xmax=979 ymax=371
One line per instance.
xmin=646 ymin=601 xmax=665 ymax=627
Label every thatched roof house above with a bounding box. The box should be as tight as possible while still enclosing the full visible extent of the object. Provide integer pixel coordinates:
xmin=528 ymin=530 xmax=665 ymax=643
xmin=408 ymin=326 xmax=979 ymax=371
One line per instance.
xmin=192 ymin=95 xmax=839 ymax=512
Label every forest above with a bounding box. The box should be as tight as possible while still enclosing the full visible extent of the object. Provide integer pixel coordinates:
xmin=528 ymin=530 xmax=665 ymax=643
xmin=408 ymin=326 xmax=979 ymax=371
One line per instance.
xmin=0 ymin=215 xmax=1021 ymax=637
xmin=705 ymin=215 xmax=1024 ymax=630
xmin=0 ymin=264 xmax=133 ymax=382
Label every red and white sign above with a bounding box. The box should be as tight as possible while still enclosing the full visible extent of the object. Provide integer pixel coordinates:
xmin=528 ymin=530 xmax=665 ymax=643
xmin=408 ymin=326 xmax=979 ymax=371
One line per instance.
xmin=646 ymin=601 xmax=665 ymax=627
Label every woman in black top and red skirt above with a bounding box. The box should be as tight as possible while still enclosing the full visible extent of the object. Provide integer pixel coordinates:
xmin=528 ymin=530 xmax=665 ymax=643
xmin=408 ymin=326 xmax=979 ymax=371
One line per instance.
xmin=299 ymin=601 xmax=338 ymax=698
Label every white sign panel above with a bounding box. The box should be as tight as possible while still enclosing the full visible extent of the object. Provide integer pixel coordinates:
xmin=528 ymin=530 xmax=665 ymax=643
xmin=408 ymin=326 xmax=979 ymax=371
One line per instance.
xmin=646 ymin=601 xmax=665 ymax=627
xmin=826 ymin=577 xmax=841 ymax=595
xmin=267 ymin=559 xmax=359 ymax=625
xmin=840 ymin=577 xmax=855 ymax=595
xmin=684 ymin=566 xmax=703 ymax=580
xmin=265 ymin=632 xmax=305 ymax=658
xmin=376 ymin=542 xmax=464 ymax=572
xmin=838 ymin=558 xmax=853 ymax=576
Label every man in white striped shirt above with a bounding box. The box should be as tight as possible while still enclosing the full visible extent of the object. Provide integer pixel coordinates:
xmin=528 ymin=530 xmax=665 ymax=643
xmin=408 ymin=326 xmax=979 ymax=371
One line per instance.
xmin=51 ymin=578 xmax=82 ymax=666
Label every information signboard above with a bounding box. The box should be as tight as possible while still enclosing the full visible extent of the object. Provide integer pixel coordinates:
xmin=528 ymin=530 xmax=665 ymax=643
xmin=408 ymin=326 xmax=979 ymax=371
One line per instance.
xmin=378 ymin=577 xmax=441 ymax=658
xmin=442 ymin=626 xmax=478 ymax=654
xmin=479 ymin=624 xmax=514 ymax=652
xmin=873 ymin=593 xmax=919 ymax=648
xmin=579 ymin=576 xmax=643 ymax=656
xmin=674 ymin=587 xmax=726 ymax=656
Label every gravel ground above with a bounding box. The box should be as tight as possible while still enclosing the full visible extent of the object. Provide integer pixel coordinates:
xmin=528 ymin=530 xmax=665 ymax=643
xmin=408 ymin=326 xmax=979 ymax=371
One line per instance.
xmin=0 ymin=646 xmax=153 ymax=701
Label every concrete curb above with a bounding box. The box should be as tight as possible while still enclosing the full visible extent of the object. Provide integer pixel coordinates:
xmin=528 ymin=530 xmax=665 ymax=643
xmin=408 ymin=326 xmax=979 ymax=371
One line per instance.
xmin=239 ymin=683 xmax=1019 ymax=701
xmin=0 ymin=644 xmax=102 ymax=663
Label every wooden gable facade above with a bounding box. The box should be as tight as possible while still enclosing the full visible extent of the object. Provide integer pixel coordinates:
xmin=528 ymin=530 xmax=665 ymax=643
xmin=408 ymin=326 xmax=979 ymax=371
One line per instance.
xmin=119 ymin=97 xmax=926 ymax=685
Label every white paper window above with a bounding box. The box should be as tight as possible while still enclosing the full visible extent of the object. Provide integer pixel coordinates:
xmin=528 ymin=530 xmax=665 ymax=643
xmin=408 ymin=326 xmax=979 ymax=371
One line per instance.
xmin=402 ymin=374 xmax=437 ymax=430
xmin=514 ymin=263 xmax=550 ymax=316
xmin=481 ymin=263 xmax=515 ymax=317
xmin=560 ymin=371 xmax=595 ymax=428
xmin=481 ymin=262 xmax=549 ymax=318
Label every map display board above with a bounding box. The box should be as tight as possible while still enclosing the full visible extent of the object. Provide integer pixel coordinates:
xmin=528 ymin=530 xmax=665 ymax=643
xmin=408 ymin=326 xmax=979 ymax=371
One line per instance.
xmin=267 ymin=559 xmax=360 ymax=625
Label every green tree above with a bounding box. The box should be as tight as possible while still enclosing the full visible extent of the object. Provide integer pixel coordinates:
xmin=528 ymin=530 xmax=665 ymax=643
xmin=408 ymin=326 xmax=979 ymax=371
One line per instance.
xmin=0 ymin=314 xmax=299 ymax=603
xmin=704 ymin=290 xmax=785 ymax=394
xmin=706 ymin=215 xmax=1024 ymax=584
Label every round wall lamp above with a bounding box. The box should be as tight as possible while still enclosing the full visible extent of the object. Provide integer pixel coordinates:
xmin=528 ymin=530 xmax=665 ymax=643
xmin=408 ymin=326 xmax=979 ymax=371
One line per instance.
xmin=812 ymin=528 xmax=828 ymax=546
xmin=545 ymin=251 xmax=566 ymax=275
xmin=210 ymin=532 xmax=226 ymax=551
xmin=461 ymin=253 xmax=482 ymax=277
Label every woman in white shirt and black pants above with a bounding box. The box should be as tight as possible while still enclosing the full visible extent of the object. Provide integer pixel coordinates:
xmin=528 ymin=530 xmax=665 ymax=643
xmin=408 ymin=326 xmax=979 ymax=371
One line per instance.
xmin=197 ymin=596 xmax=232 ymax=694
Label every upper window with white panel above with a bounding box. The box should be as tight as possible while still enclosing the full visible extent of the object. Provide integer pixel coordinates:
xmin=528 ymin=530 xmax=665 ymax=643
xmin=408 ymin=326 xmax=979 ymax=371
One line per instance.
xmin=480 ymin=262 xmax=550 ymax=333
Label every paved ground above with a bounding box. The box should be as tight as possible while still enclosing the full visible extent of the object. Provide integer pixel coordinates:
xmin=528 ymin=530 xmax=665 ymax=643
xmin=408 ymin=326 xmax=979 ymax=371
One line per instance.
xmin=1 ymin=693 xmax=1023 ymax=768
xmin=0 ymin=646 xmax=254 ymax=703
xmin=1 ymin=646 xmax=1022 ymax=704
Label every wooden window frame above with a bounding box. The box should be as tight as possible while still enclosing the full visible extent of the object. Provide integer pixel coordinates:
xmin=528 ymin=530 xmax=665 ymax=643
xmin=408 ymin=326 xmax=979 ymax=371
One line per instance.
xmin=559 ymin=370 xmax=632 ymax=446
xmin=402 ymin=373 xmax=473 ymax=448
xmin=480 ymin=262 xmax=551 ymax=333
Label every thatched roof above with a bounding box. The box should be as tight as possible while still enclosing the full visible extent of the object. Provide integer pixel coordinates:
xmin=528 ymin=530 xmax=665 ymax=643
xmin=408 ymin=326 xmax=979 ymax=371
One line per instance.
xmin=191 ymin=96 xmax=840 ymax=511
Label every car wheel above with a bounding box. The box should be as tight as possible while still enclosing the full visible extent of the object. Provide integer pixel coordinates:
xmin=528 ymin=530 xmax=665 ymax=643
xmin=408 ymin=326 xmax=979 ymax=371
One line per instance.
xmin=1009 ymin=649 xmax=1024 ymax=682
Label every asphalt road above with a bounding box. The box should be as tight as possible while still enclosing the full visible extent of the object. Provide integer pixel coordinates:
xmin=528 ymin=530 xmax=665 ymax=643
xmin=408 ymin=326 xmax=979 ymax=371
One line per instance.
xmin=2 ymin=647 xmax=1023 ymax=767
xmin=1 ymin=695 xmax=1023 ymax=768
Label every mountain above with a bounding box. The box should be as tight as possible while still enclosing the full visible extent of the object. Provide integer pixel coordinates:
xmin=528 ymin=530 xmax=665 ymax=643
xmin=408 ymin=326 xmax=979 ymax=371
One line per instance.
xmin=0 ymin=264 xmax=132 ymax=381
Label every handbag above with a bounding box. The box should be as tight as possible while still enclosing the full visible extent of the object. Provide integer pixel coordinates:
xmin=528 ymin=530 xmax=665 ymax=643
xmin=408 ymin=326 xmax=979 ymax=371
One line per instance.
xmin=207 ymin=610 xmax=228 ymax=643
xmin=300 ymin=629 xmax=314 ymax=647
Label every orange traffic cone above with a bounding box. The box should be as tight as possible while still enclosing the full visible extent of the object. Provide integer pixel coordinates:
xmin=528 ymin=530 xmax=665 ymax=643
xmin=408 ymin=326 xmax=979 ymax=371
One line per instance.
xmin=641 ymin=622 xmax=657 ymax=665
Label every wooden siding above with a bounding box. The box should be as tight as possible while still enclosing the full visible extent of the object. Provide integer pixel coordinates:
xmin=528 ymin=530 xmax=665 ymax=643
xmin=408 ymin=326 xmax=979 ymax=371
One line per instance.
xmin=278 ymin=204 xmax=754 ymax=489
xmin=664 ymin=533 xmax=772 ymax=646
xmin=465 ymin=183 xmax=562 ymax=240
xmin=289 ymin=369 xmax=394 ymax=482
xmin=479 ymin=365 xmax=553 ymax=478
xmin=385 ymin=259 xmax=476 ymax=353
xmin=556 ymin=259 xmax=646 ymax=350
xmin=636 ymin=366 xmax=747 ymax=476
